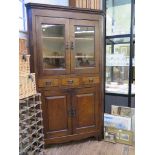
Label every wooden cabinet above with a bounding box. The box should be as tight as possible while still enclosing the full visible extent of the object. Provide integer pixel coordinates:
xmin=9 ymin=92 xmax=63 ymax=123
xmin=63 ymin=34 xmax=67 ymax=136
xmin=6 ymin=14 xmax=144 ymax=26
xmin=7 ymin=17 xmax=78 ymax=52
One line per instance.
xmin=26 ymin=3 xmax=104 ymax=145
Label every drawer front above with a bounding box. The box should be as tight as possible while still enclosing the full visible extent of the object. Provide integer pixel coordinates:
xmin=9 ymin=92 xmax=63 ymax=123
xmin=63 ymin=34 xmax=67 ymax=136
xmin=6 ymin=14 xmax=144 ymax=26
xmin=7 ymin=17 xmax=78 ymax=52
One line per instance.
xmin=82 ymin=77 xmax=99 ymax=85
xmin=61 ymin=78 xmax=80 ymax=87
xmin=38 ymin=79 xmax=59 ymax=87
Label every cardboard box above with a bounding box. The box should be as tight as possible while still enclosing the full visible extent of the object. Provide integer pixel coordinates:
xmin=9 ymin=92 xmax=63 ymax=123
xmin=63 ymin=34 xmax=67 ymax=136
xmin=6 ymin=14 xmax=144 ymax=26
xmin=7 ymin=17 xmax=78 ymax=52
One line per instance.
xmin=104 ymin=113 xmax=131 ymax=131
xmin=104 ymin=127 xmax=133 ymax=145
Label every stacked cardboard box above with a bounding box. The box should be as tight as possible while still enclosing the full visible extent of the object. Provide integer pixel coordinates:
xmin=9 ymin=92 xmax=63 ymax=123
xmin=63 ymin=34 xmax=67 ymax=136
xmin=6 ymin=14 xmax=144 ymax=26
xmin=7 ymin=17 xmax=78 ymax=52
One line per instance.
xmin=19 ymin=38 xmax=36 ymax=99
xmin=104 ymin=105 xmax=135 ymax=145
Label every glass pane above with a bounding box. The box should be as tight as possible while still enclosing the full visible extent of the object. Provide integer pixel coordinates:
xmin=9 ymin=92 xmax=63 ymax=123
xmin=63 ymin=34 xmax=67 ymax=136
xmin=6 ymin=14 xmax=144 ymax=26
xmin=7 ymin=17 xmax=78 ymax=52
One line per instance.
xmin=106 ymin=37 xmax=130 ymax=94
xmin=41 ymin=24 xmax=65 ymax=69
xmin=106 ymin=0 xmax=131 ymax=36
xmin=74 ymin=26 xmax=95 ymax=68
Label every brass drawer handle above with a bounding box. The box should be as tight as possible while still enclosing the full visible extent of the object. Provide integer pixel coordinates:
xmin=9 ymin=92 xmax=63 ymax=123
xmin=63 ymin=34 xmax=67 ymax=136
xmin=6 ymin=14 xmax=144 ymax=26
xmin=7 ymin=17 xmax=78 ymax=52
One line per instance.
xmin=89 ymin=79 xmax=94 ymax=83
xmin=45 ymin=81 xmax=52 ymax=86
xmin=67 ymin=80 xmax=73 ymax=84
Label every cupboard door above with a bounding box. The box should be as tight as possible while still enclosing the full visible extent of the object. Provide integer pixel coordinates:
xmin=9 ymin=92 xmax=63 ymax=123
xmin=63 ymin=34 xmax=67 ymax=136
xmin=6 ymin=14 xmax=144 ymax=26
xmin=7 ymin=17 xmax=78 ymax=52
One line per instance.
xmin=72 ymin=87 xmax=100 ymax=134
xmin=36 ymin=17 xmax=70 ymax=76
xmin=41 ymin=89 xmax=72 ymax=138
xmin=70 ymin=19 xmax=100 ymax=74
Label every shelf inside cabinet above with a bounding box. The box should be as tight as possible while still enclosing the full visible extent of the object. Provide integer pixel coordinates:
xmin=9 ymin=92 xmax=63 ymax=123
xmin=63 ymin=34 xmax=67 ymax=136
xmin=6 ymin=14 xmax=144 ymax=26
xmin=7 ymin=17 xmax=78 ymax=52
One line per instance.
xmin=42 ymin=36 xmax=64 ymax=40
xmin=75 ymin=55 xmax=94 ymax=58
xmin=75 ymin=38 xmax=94 ymax=40
xmin=43 ymin=56 xmax=65 ymax=59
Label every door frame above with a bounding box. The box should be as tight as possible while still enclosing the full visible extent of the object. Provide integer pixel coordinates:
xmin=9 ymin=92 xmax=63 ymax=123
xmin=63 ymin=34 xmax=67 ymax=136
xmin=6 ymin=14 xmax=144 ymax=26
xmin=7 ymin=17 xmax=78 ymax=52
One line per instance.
xmin=69 ymin=19 xmax=100 ymax=74
xmin=36 ymin=16 xmax=70 ymax=76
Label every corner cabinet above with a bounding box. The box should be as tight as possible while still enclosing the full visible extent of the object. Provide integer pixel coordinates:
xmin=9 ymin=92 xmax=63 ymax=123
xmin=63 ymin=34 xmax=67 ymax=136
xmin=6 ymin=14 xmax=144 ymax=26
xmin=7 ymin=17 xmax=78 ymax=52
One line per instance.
xmin=26 ymin=3 xmax=105 ymax=145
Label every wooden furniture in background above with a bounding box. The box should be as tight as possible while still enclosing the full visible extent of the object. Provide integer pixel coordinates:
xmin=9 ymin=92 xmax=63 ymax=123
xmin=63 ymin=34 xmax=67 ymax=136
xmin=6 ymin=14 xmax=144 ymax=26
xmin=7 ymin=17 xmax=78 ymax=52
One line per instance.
xmin=26 ymin=3 xmax=105 ymax=145
xmin=69 ymin=0 xmax=101 ymax=10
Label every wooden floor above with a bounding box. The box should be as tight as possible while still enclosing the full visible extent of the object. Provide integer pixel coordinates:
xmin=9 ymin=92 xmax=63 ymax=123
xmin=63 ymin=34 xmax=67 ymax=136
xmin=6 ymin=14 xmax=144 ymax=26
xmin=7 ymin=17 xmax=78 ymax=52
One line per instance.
xmin=44 ymin=139 xmax=135 ymax=155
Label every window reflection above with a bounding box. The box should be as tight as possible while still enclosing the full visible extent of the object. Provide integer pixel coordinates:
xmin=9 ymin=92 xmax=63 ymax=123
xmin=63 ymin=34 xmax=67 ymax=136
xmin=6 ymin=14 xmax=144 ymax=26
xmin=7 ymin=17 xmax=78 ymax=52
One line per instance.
xmin=74 ymin=26 xmax=95 ymax=68
xmin=41 ymin=24 xmax=65 ymax=69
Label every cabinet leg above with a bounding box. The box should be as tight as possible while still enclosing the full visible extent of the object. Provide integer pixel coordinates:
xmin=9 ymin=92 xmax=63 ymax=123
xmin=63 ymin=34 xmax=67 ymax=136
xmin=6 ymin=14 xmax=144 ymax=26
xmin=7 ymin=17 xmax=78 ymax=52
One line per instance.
xmin=95 ymin=135 xmax=103 ymax=141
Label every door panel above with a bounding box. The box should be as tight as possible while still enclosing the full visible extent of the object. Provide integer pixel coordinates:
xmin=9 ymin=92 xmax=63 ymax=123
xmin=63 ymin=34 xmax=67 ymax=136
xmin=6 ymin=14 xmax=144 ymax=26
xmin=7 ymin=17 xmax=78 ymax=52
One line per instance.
xmin=41 ymin=90 xmax=72 ymax=138
xmin=46 ymin=96 xmax=68 ymax=131
xmin=72 ymin=87 xmax=99 ymax=134
xmin=70 ymin=19 xmax=100 ymax=74
xmin=36 ymin=17 xmax=70 ymax=76
xmin=76 ymin=94 xmax=95 ymax=127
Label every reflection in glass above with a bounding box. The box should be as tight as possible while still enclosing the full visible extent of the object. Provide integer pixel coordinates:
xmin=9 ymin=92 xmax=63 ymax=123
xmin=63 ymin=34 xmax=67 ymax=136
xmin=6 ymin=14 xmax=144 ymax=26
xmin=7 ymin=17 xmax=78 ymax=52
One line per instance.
xmin=41 ymin=24 xmax=65 ymax=69
xmin=74 ymin=26 xmax=95 ymax=67
xmin=106 ymin=37 xmax=130 ymax=94
xmin=106 ymin=0 xmax=131 ymax=36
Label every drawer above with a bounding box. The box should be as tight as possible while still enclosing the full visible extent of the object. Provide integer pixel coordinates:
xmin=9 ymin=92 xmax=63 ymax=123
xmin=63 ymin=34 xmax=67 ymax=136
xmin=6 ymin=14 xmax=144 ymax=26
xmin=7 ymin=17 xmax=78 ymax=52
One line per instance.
xmin=61 ymin=78 xmax=80 ymax=87
xmin=82 ymin=77 xmax=99 ymax=85
xmin=38 ymin=79 xmax=59 ymax=87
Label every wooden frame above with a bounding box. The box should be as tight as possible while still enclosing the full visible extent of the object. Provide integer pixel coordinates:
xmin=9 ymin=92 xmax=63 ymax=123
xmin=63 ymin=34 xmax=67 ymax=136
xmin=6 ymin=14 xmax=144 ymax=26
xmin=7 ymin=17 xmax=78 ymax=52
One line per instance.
xmin=70 ymin=19 xmax=100 ymax=74
xmin=69 ymin=0 xmax=101 ymax=10
xmin=36 ymin=16 xmax=70 ymax=76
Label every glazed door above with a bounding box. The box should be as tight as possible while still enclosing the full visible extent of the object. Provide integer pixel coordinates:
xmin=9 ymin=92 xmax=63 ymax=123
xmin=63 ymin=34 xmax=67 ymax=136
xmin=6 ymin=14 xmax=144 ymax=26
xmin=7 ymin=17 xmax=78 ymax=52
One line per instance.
xmin=36 ymin=17 xmax=70 ymax=76
xmin=70 ymin=19 xmax=100 ymax=74
xmin=72 ymin=87 xmax=100 ymax=134
xmin=41 ymin=89 xmax=72 ymax=139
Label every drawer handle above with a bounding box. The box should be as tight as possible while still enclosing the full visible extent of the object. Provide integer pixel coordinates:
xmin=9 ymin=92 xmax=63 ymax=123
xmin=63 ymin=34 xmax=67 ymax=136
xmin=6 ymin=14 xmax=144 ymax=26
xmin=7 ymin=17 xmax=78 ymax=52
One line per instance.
xmin=89 ymin=79 xmax=94 ymax=83
xmin=68 ymin=80 xmax=73 ymax=84
xmin=45 ymin=81 xmax=52 ymax=86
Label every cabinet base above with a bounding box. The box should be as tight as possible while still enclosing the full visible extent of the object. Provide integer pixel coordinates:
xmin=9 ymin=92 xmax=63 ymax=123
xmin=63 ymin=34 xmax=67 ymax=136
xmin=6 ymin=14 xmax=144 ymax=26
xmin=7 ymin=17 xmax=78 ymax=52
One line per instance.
xmin=44 ymin=131 xmax=102 ymax=145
